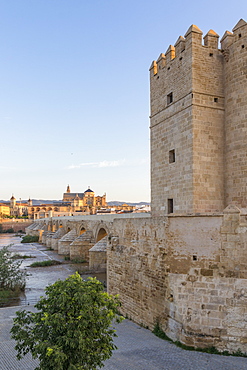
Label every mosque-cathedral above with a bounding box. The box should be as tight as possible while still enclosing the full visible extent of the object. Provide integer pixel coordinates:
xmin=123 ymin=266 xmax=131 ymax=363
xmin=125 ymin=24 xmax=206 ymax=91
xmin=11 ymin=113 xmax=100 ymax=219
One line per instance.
xmin=4 ymin=186 xmax=107 ymax=219
xmin=1 ymin=185 xmax=137 ymax=219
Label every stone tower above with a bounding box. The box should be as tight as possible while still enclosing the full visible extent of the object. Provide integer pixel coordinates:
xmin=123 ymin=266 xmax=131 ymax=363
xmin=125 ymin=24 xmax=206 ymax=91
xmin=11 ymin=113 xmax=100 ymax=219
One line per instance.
xmin=10 ymin=195 xmax=16 ymax=208
xmin=150 ymin=19 xmax=247 ymax=217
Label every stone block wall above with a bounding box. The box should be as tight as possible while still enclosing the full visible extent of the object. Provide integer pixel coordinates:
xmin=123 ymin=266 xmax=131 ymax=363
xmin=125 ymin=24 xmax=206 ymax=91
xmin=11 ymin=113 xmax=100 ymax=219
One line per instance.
xmin=166 ymin=274 xmax=247 ymax=353
xmin=89 ymin=251 xmax=106 ymax=271
xmin=108 ymin=209 xmax=247 ymax=352
xmin=222 ymin=20 xmax=247 ymax=207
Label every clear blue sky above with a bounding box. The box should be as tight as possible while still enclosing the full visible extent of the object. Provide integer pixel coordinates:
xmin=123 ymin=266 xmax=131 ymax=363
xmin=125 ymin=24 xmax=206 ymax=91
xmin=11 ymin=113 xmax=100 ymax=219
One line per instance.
xmin=0 ymin=0 xmax=245 ymax=202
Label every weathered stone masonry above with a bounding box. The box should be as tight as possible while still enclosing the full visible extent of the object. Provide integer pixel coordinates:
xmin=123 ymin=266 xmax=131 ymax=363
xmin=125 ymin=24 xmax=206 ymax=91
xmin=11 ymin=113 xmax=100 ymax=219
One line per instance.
xmin=108 ymin=206 xmax=247 ymax=352
xmin=26 ymin=19 xmax=247 ymax=353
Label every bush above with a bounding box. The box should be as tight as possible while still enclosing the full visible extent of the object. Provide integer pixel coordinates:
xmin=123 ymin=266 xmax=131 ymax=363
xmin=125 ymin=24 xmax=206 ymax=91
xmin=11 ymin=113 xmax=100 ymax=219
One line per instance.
xmin=0 ymin=246 xmax=27 ymax=291
xmin=11 ymin=273 xmax=124 ymax=369
xmin=21 ymin=235 xmax=39 ymax=243
xmin=0 ymin=289 xmax=20 ymax=307
xmin=5 ymin=228 xmax=14 ymax=233
xmin=29 ymin=260 xmax=62 ymax=267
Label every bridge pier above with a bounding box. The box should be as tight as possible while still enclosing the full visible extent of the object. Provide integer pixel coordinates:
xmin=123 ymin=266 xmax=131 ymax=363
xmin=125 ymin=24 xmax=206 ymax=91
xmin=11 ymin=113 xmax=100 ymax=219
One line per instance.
xmin=58 ymin=229 xmax=78 ymax=255
xmin=70 ymin=231 xmax=95 ymax=261
xmin=51 ymin=228 xmax=66 ymax=250
xmin=89 ymin=236 xmax=107 ymax=271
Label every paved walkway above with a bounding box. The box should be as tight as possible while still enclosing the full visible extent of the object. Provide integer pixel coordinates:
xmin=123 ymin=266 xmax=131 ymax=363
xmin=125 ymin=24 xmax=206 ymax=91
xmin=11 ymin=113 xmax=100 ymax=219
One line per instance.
xmin=1 ymin=305 xmax=247 ymax=370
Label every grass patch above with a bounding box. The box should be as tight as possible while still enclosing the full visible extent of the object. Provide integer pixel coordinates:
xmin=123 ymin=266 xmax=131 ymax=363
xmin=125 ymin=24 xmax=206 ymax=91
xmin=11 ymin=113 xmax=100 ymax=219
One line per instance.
xmin=21 ymin=235 xmax=39 ymax=243
xmin=152 ymin=323 xmax=247 ymax=357
xmin=65 ymin=256 xmax=87 ymax=264
xmin=30 ymin=260 xmax=62 ymax=267
xmin=11 ymin=254 xmax=35 ymax=259
xmin=0 ymin=289 xmax=20 ymax=307
xmin=15 ymin=232 xmax=25 ymax=237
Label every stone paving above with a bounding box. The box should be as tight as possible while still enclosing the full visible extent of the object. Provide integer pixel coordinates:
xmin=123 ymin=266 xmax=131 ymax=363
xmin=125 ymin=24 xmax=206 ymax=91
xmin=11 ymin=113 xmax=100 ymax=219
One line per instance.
xmin=1 ymin=305 xmax=247 ymax=370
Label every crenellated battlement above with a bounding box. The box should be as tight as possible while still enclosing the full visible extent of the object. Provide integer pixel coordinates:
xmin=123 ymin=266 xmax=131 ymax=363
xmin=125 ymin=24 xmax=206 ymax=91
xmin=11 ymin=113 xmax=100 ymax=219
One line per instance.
xmin=150 ymin=24 xmax=221 ymax=76
xmin=150 ymin=19 xmax=247 ymax=77
xmin=221 ymin=19 xmax=247 ymax=59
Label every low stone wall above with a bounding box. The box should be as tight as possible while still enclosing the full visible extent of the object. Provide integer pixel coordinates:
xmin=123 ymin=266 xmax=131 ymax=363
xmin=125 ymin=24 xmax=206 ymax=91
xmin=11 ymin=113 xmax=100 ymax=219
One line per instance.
xmin=0 ymin=220 xmax=33 ymax=233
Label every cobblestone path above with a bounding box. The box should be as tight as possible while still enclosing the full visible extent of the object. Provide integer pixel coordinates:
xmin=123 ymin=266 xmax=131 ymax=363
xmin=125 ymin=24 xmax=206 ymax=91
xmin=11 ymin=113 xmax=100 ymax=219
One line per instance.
xmin=1 ymin=306 xmax=247 ymax=370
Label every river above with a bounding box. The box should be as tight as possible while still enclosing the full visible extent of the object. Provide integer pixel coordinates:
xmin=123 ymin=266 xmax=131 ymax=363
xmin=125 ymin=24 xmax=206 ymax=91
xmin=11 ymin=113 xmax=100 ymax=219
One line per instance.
xmin=0 ymin=233 xmax=23 ymax=248
xmin=0 ymin=234 xmax=106 ymax=306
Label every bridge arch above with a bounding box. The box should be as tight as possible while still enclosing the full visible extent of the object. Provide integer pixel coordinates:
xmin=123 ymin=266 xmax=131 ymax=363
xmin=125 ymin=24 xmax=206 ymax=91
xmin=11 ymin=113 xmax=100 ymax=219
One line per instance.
xmin=80 ymin=227 xmax=86 ymax=235
xmin=96 ymin=226 xmax=108 ymax=242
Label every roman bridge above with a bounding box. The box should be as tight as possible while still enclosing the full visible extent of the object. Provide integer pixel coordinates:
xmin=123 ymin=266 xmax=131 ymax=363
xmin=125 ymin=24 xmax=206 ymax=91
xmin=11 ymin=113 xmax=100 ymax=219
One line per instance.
xmin=25 ymin=207 xmax=247 ymax=353
xmin=26 ymin=213 xmax=150 ymax=271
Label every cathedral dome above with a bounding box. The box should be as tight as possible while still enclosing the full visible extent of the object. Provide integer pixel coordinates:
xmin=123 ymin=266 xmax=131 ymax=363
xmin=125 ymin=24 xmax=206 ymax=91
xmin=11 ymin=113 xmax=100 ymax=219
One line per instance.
xmin=85 ymin=188 xmax=94 ymax=193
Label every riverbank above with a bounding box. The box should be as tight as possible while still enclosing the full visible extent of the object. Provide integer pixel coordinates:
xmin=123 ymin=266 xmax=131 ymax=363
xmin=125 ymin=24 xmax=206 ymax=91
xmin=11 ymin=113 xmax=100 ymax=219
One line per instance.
xmin=0 ymin=234 xmax=106 ymax=306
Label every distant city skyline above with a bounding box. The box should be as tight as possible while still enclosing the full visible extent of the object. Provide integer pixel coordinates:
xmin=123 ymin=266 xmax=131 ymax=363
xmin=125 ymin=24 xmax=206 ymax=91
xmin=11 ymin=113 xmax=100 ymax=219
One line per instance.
xmin=0 ymin=0 xmax=245 ymax=202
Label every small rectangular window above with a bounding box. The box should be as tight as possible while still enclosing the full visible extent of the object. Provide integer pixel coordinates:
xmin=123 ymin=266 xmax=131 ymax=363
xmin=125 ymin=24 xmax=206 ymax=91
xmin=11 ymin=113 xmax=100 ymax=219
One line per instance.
xmin=168 ymin=199 xmax=173 ymax=214
xmin=167 ymin=92 xmax=173 ymax=105
xmin=214 ymin=97 xmax=218 ymax=103
xmin=169 ymin=149 xmax=175 ymax=163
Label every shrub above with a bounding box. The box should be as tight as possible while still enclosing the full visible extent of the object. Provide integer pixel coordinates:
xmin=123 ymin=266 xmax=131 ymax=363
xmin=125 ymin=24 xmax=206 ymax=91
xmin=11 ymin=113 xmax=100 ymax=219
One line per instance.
xmin=11 ymin=273 xmax=124 ymax=369
xmin=5 ymin=228 xmax=15 ymax=233
xmin=0 ymin=246 xmax=27 ymax=291
xmin=29 ymin=260 xmax=62 ymax=267
xmin=21 ymin=235 xmax=39 ymax=243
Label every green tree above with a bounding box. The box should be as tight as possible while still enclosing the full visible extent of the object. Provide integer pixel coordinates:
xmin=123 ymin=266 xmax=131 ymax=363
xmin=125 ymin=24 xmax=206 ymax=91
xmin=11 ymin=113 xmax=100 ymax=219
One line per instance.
xmin=0 ymin=246 xmax=26 ymax=290
xmin=11 ymin=273 xmax=123 ymax=370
